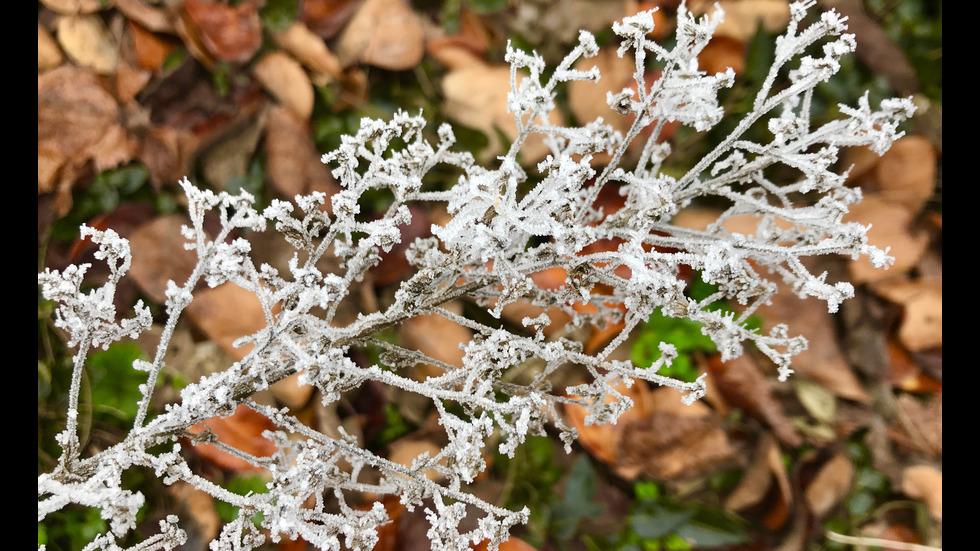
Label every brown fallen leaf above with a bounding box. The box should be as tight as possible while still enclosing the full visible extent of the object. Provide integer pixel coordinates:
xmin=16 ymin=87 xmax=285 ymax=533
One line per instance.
xmin=265 ymin=105 xmax=339 ymax=199
xmin=39 ymin=21 xmax=63 ymax=72
xmin=187 ymin=404 xmax=278 ymax=471
xmin=115 ymin=0 xmax=175 ymax=33
xmin=168 ymin=481 xmax=220 ymax=542
xmin=56 ymin=13 xmax=119 ymax=74
xmin=690 ymin=0 xmax=791 ymax=42
xmin=253 ymin=52 xmax=315 ymax=120
xmin=180 ymin=0 xmax=262 ymax=64
xmin=38 ymin=65 xmax=135 ymax=211
xmin=872 ymin=278 xmax=942 ymax=352
xmin=619 ymin=410 xmax=736 ymax=480
xmin=804 ymin=452 xmax=854 ymax=518
xmin=128 ymin=215 xmax=198 ymax=304
xmin=564 ymin=379 xmax=653 ymax=470
xmin=335 ymin=0 xmax=424 ymax=70
xmin=40 ymin=0 xmax=101 ymax=15
xmin=755 ymin=266 xmax=871 ymax=403
xmin=442 ymin=62 xmax=564 ymax=164
xmin=273 ymin=22 xmax=343 ymax=84
xmin=388 ymin=438 xmax=445 ymax=481
xmin=568 ymin=47 xmax=635 ymax=136
xmin=708 ymin=354 xmax=802 ymax=447
xmin=888 ymin=393 xmax=942 ymax=456
xmin=725 ymin=434 xmax=791 ymax=516
xmin=872 ymin=136 xmax=937 ymax=215
xmin=201 ymin=111 xmax=266 ymax=191
xmin=901 ymin=464 xmax=942 ymax=521
xmin=399 ymin=302 xmax=473 ymax=379
xmin=843 ymin=196 xmax=928 ymax=283
xmin=185 ymin=282 xmax=268 ymax=361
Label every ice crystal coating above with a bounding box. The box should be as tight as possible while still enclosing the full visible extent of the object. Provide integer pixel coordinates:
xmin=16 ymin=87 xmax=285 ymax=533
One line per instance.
xmin=38 ymin=3 xmax=913 ymax=549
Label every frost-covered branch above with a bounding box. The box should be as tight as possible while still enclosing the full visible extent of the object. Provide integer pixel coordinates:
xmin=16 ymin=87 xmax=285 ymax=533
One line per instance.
xmin=38 ymin=2 xmax=913 ymax=549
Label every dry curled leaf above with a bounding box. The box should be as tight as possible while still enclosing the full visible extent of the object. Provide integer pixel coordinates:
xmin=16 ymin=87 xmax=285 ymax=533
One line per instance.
xmin=873 ymin=278 xmax=942 ymax=352
xmin=708 ymin=355 xmax=802 ymax=447
xmin=804 ymin=452 xmax=853 ymax=518
xmin=39 ymin=21 xmax=64 ymax=72
xmin=843 ymin=195 xmax=928 ymax=283
xmin=129 ymin=215 xmax=198 ymax=304
xmin=889 ymin=393 xmax=942 ymax=456
xmin=185 ymin=282 xmax=267 ymax=361
xmin=265 ymin=105 xmax=339 ymax=199
xmin=253 ymin=51 xmax=315 ymax=120
xmin=181 ymin=0 xmax=262 ymax=64
xmin=38 ymin=65 xmax=134 ymax=210
xmin=901 ymin=464 xmax=942 ymax=521
xmin=619 ymin=411 xmax=736 ymax=480
xmin=56 ymin=13 xmax=119 ymax=74
xmin=335 ymin=0 xmax=424 ymax=70
xmin=273 ymin=22 xmax=343 ymax=83
xmin=442 ymin=63 xmax=562 ymax=163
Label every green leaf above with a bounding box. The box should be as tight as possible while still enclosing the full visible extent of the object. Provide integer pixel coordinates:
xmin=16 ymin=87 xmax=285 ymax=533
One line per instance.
xmin=630 ymin=503 xmax=695 ymax=540
xmin=261 ymin=0 xmax=300 ymax=32
xmin=551 ymin=455 xmax=604 ymax=541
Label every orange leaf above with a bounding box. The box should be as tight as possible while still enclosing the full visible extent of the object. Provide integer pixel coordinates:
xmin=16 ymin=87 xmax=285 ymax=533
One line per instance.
xmin=188 ymin=405 xmax=278 ymax=471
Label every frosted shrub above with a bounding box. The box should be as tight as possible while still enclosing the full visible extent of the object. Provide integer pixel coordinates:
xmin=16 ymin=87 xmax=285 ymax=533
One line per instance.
xmin=38 ymin=2 xmax=914 ymax=550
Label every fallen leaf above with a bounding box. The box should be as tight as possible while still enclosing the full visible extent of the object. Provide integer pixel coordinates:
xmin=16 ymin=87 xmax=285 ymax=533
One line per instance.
xmin=265 ymin=105 xmax=339 ymax=199
xmin=270 ymin=372 xmax=314 ymax=410
xmin=38 ymin=65 xmax=134 ymax=209
xmin=127 ymin=19 xmax=178 ymax=72
xmin=56 ymin=13 xmax=119 ymax=74
xmin=843 ymin=196 xmax=928 ymax=283
xmin=129 ymin=215 xmax=198 ymax=304
xmin=901 ymin=464 xmax=942 ymax=521
xmin=725 ymin=434 xmax=788 ymax=513
xmin=185 ymin=282 xmax=267 ymax=361
xmin=187 ymin=404 xmax=278 ymax=471
xmin=181 ymin=0 xmax=262 ymax=64
xmin=38 ymin=22 xmax=63 ymax=72
xmin=115 ymin=0 xmax=175 ymax=33
xmin=755 ymin=270 xmax=871 ymax=403
xmin=804 ymin=452 xmax=853 ymax=518
xmin=691 ymin=0 xmax=791 ymax=42
xmin=273 ymin=22 xmax=343 ymax=84
xmin=115 ymin=62 xmax=152 ymax=104
xmin=139 ymin=125 xmax=199 ymax=188
xmin=888 ymin=393 xmax=942 ymax=456
xmin=388 ymin=438 xmax=445 ymax=481
xmin=335 ymin=0 xmax=424 ymax=70
xmin=698 ymin=35 xmax=746 ymax=75
xmin=564 ymin=379 xmax=652 ymax=470
xmin=253 ymin=51 xmax=315 ymax=120
xmin=201 ymin=110 xmax=266 ymax=190
xmin=568 ymin=47 xmax=635 ymax=136
xmin=39 ymin=0 xmax=102 ymax=15
xmin=399 ymin=302 xmax=473 ymax=379
xmin=619 ymin=410 xmax=736 ymax=480
xmin=169 ymin=481 xmax=220 ymax=542
xmin=708 ymin=354 xmax=802 ymax=447
xmin=871 ymin=136 xmax=937 ymax=215
xmin=300 ymin=0 xmax=362 ymax=39
xmin=441 ymin=62 xmax=563 ymax=163
xmin=872 ymin=278 xmax=942 ymax=352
